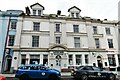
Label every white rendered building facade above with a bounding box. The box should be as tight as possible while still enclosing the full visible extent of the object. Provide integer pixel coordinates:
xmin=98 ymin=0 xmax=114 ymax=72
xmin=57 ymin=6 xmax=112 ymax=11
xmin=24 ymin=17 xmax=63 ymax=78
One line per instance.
xmin=11 ymin=3 xmax=120 ymax=71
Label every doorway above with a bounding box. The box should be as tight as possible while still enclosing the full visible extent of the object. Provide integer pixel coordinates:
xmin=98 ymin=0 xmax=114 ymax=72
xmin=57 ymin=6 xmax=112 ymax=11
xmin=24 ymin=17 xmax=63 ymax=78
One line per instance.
xmin=55 ymin=55 xmax=61 ymax=71
xmin=97 ymin=56 xmax=103 ymax=69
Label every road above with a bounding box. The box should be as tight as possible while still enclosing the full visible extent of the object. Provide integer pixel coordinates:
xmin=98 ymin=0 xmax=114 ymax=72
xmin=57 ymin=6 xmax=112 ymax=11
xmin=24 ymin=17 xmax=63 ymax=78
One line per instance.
xmin=7 ymin=77 xmax=74 ymax=80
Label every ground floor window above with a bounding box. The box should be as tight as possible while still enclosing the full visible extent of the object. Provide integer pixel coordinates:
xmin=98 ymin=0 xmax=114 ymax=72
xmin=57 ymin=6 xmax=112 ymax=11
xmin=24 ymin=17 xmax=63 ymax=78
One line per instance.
xmin=108 ymin=54 xmax=116 ymax=66
xmin=85 ymin=55 xmax=89 ymax=64
xmin=69 ymin=55 xmax=73 ymax=65
xmin=43 ymin=55 xmax=48 ymax=66
xmin=76 ymin=55 xmax=82 ymax=65
xmin=21 ymin=54 xmax=26 ymax=65
xmin=118 ymin=54 xmax=120 ymax=66
xmin=30 ymin=55 xmax=40 ymax=64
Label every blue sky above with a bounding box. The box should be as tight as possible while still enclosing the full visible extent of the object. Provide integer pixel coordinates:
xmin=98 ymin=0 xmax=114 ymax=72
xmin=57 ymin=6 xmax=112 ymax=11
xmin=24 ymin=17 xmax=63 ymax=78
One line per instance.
xmin=0 ymin=0 xmax=119 ymax=20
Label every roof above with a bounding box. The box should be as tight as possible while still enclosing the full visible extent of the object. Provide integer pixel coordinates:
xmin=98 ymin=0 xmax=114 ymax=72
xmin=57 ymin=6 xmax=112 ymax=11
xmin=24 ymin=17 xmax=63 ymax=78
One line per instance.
xmin=68 ymin=6 xmax=81 ymax=12
xmin=30 ymin=3 xmax=45 ymax=10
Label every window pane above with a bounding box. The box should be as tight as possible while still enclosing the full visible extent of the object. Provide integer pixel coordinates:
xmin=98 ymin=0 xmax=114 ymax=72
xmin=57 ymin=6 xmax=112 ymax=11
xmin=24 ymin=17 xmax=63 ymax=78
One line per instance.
xmin=108 ymin=54 xmax=116 ymax=66
xmin=8 ymin=35 xmax=15 ymax=46
xmin=95 ymin=38 xmax=100 ymax=48
xmin=11 ymin=21 xmax=17 ymax=29
xmin=32 ymin=36 xmax=39 ymax=47
xmin=33 ymin=22 xmax=40 ymax=31
xmin=93 ymin=26 xmax=97 ymax=34
xmin=56 ymin=37 xmax=60 ymax=44
xmin=76 ymin=55 xmax=82 ymax=65
xmin=56 ymin=24 xmax=60 ymax=32
xmin=73 ymin=25 xmax=79 ymax=33
xmin=85 ymin=55 xmax=88 ymax=64
xmin=74 ymin=37 xmax=80 ymax=48
xmin=108 ymin=39 xmax=113 ymax=48
xmin=69 ymin=55 xmax=73 ymax=65
xmin=38 ymin=10 xmax=41 ymax=15
xmin=33 ymin=10 xmax=36 ymax=15
xmin=105 ymin=28 xmax=111 ymax=34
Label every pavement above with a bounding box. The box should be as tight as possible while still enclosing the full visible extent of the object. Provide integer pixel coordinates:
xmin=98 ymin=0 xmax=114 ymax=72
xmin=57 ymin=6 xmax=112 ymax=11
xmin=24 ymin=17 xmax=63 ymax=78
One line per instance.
xmin=0 ymin=72 xmax=71 ymax=78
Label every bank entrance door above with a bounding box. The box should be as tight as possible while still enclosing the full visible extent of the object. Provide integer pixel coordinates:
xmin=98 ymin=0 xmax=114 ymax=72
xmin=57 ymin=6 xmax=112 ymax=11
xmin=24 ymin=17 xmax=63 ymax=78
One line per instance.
xmin=55 ymin=55 xmax=61 ymax=71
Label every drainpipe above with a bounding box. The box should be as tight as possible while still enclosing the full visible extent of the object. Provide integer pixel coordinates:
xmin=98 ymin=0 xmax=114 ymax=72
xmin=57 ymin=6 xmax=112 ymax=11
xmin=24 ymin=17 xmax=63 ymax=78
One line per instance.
xmin=1 ymin=13 xmax=11 ymax=73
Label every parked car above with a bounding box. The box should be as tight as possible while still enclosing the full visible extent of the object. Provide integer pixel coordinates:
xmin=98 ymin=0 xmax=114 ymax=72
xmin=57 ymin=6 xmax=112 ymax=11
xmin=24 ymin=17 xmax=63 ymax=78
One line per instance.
xmin=71 ymin=66 xmax=116 ymax=80
xmin=15 ymin=64 xmax=61 ymax=80
xmin=109 ymin=66 xmax=120 ymax=78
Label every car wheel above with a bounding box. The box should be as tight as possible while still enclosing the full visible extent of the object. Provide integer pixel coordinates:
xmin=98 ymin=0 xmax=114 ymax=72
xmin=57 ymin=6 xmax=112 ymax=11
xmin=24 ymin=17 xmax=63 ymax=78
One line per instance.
xmin=81 ymin=75 xmax=88 ymax=80
xmin=109 ymin=74 xmax=115 ymax=80
xmin=19 ymin=75 xmax=29 ymax=80
xmin=49 ymin=75 xmax=60 ymax=80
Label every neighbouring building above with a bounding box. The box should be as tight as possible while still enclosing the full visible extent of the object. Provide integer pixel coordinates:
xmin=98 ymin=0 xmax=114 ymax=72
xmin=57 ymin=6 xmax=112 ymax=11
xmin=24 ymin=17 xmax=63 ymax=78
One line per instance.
xmin=9 ymin=3 xmax=119 ymax=71
xmin=0 ymin=10 xmax=23 ymax=73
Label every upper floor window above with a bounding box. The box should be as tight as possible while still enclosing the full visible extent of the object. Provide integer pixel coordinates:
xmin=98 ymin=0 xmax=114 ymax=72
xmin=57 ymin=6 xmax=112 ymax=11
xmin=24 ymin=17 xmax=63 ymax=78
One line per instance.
xmin=33 ymin=22 xmax=40 ymax=31
xmin=56 ymin=37 xmax=61 ymax=44
xmin=105 ymin=28 xmax=111 ymax=34
xmin=76 ymin=13 xmax=79 ymax=18
xmin=71 ymin=13 xmax=74 ymax=17
xmin=108 ymin=39 xmax=113 ymax=48
xmin=33 ymin=10 xmax=36 ymax=15
xmin=38 ymin=10 xmax=41 ymax=16
xmin=32 ymin=36 xmax=39 ymax=47
xmin=74 ymin=37 xmax=80 ymax=48
xmin=8 ymin=35 xmax=15 ymax=46
xmin=11 ymin=21 xmax=17 ymax=29
xmin=73 ymin=25 xmax=79 ymax=33
xmin=55 ymin=24 xmax=60 ymax=32
xmin=93 ymin=26 xmax=97 ymax=34
xmin=95 ymin=38 xmax=100 ymax=48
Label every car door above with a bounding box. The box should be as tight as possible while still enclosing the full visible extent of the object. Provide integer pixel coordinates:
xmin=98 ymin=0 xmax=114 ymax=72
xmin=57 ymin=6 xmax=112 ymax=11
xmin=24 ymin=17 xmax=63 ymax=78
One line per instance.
xmin=38 ymin=66 xmax=49 ymax=79
xmin=92 ymin=66 xmax=104 ymax=79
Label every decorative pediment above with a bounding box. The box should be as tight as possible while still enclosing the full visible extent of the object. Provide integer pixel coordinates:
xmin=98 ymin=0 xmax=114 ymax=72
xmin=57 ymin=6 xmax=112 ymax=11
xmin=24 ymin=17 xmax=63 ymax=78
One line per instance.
xmin=68 ymin=6 xmax=81 ymax=13
xmin=49 ymin=45 xmax=68 ymax=51
xmin=30 ymin=3 xmax=45 ymax=10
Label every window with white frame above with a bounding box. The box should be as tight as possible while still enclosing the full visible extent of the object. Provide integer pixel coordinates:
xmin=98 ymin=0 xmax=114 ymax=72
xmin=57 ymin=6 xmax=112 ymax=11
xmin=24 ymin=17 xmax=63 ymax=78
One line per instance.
xmin=71 ymin=13 xmax=74 ymax=17
xmin=33 ymin=22 xmax=40 ymax=31
xmin=33 ymin=10 xmax=36 ymax=15
xmin=32 ymin=36 xmax=39 ymax=47
xmin=108 ymin=39 xmax=113 ymax=48
xmin=76 ymin=13 xmax=79 ymax=18
xmin=56 ymin=37 xmax=61 ymax=44
xmin=73 ymin=25 xmax=79 ymax=33
xmin=105 ymin=28 xmax=111 ymax=34
xmin=38 ymin=10 xmax=41 ymax=16
xmin=95 ymin=38 xmax=100 ymax=48
xmin=108 ymin=54 xmax=116 ymax=66
xmin=93 ymin=26 xmax=97 ymax=34
xmin=76 ymin=55 xmax=82 ymax=65
xmin=74 ymin=37 xmax=80 ymax=48
xmin=85 ymin=55 xmax=89 ymax=64
xmin=69 ymin=55 xmax=73 ymax=65
xmin=8 ymin=35 xmax=15 ymax=46
xmin=55 ymin=24 xmax=60 ymax=32
xmin=11 ymin=21 xmax=17 ymax=29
